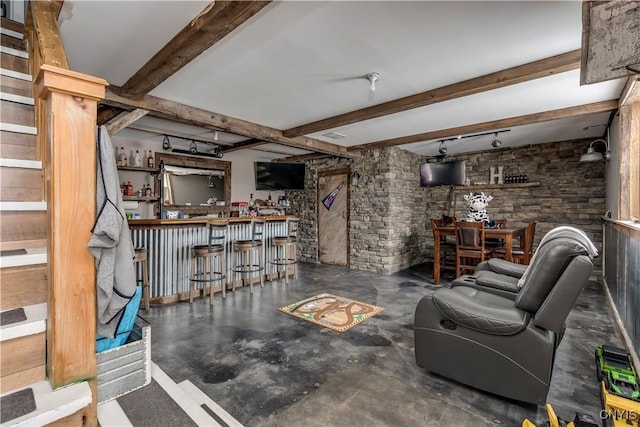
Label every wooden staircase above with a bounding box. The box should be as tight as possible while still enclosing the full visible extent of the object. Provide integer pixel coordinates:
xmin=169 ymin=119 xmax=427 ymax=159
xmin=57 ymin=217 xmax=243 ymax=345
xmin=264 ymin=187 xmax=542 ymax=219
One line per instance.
xmin=0 ymin=17 xmax=92 ymax=426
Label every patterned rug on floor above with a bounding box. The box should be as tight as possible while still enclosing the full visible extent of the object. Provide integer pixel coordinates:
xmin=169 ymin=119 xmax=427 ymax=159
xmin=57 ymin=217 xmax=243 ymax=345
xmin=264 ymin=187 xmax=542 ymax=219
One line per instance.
xmin=278 ymin=293 xmax=384 ymax=332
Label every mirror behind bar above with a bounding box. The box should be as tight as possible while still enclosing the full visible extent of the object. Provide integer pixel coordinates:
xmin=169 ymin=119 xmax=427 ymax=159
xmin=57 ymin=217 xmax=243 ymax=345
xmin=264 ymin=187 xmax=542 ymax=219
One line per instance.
xmin=155 ymin=153 xmax=231 ymax=218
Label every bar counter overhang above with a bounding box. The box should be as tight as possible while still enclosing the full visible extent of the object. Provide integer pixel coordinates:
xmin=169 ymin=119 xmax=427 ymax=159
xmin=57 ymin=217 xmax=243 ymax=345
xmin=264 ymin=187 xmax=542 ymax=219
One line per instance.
xmin=128 ymin=216 xmax=297 ymax=304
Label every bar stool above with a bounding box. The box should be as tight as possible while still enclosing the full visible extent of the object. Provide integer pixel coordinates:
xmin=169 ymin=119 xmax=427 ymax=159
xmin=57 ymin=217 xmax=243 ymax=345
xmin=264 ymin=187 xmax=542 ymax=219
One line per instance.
xmin=270 ymin=218 xmax=298 ymax=284
xmin=189 ymin=220 xmax=228 ymax=305
xmin=133 ymin=248 xmax=150 ymax=311
xmin=232 ymin=218 xmax=264 ymax=293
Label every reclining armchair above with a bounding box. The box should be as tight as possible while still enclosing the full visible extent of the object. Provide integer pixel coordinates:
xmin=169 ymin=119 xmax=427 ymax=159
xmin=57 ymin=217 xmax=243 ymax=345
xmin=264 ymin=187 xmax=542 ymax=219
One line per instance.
xmin=414 ymin=228 xmax=595 ymax=405
xmin=450 ymin=226 xmax=599 ymax=299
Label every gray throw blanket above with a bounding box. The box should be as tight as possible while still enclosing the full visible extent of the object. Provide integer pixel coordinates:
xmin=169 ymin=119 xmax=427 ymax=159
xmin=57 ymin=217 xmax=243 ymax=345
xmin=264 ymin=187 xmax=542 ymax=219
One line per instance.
xmin=88 ymin=126 xmax=137 ymax=338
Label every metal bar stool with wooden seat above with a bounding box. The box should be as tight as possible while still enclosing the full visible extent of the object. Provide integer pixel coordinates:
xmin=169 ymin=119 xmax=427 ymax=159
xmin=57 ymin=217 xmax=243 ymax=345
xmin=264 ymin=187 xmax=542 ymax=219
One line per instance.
xmin=232 ymin=218 xmax=264 ymax=293
xmin=189 ymin=220 xmax=228 ymax=305
xmin=133 ymin=247 xmax=150 ymax=311
xmin=270 ymin=217 xmax=298 ymax=284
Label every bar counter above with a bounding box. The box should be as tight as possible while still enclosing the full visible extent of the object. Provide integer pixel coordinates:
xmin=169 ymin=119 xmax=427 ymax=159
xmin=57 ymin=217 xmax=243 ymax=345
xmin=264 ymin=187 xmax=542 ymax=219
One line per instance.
xmin=128 ymin=216 xmax=296 ymax=304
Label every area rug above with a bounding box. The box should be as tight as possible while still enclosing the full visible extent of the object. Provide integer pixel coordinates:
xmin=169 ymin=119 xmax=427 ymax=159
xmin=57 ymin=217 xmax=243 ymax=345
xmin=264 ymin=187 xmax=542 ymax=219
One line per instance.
xmin=278 ymin=293 xmax=384 ymax=332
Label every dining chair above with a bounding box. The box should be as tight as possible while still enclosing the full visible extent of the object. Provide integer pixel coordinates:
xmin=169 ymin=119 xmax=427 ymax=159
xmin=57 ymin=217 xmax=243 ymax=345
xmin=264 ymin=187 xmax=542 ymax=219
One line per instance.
xmin=430 ymin=218 xmax=456 ymax=276
xmin=484 ymin=218 xmax=507 ymax=248
xmin=493 ymin=221 xmax=537 ymax=264
xmin=454 ymin=221 xmax=493 ymax=277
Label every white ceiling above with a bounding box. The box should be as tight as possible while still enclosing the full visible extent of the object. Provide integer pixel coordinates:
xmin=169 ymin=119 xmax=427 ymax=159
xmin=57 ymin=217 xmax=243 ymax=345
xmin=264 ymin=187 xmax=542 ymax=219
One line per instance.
xmin=58 ymin=1 xmax=626 ymax=158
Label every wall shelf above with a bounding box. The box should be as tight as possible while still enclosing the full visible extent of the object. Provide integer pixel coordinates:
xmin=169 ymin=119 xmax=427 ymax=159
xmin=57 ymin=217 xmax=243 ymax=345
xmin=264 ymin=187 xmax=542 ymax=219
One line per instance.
xmin=454 ymin=182 xmax=541 ymax=190
xmin=117 ymin=165 xmax=158 ymax=173
xmin=123 ymin=196 xmax=159 ymax=202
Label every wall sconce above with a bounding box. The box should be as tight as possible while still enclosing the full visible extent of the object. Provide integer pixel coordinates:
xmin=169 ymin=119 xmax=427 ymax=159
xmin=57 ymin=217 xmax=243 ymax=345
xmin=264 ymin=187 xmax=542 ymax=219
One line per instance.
xmin=351 ymin=171 xmax=361 ymax=186
xmin=580 ymin=127 xmax=610 ymax=162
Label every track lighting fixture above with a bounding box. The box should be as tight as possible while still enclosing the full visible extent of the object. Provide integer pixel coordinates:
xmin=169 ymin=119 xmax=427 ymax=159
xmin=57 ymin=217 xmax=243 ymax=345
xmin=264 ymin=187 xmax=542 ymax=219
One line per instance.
xmin=491 ymin=132 xmax=502 ymax=148
xmin=366 ymin=72 xmax=380 ymax=92
xmin=438 ymin=140 xmax=448 ymax=155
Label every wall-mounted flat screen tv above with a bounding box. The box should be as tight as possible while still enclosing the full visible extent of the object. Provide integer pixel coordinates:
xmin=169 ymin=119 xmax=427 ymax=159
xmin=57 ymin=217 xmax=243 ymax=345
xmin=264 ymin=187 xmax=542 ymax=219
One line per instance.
xmin=255 ymin=162 xmax=306 ymax=190
xmin=420 ymin=160 xmax=466 ymax=186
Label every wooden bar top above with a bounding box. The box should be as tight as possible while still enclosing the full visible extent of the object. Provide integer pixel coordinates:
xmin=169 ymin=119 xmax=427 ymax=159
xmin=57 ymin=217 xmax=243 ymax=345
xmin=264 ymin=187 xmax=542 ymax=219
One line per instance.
xmin=128 ymin=215 xmax=297 ymax=227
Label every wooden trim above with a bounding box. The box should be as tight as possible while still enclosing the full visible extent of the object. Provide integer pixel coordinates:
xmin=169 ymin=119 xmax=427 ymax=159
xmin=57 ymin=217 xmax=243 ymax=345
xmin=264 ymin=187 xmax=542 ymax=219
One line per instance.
xmin=348 ymin=100 xmax=619 ymax=152
xmin=103 ymin=88 xmax=351 ymax=157
xmin=120 ymin=1 xmax=272 ymax=99
xmin=275 ymin=153 xmax=331 ymax=162
xmin=0 ymin=17 xmax=25 ymax=34
xmin=603 ymin=218 xmax=640 ymax=240
xmin=620 ymin=76 xmax=640 ymax=107
xmin=317 ymin=166 xmax=350 ymax=177
xmin=452 ymin=182 xmax=541 ymax=190
xmin=105 ymin=108 xmax=149 ymax=135
xmin=30 ymin=1 xmax=68 ymax=69
xmin=284 ymin=50 xmax=581 ymax=137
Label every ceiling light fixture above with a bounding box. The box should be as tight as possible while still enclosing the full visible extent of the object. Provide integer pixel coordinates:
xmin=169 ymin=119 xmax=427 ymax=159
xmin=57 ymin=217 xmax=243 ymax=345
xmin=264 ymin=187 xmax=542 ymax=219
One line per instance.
xmin=491 ymin=132 xmax=502 ymax=148
xmin=580 ymin=127 xmax=611 ymax=162
xmin=366 ymin=72 xmax=380 ymax=92
xmin=438 ymin=140 xmax=448 ymax=155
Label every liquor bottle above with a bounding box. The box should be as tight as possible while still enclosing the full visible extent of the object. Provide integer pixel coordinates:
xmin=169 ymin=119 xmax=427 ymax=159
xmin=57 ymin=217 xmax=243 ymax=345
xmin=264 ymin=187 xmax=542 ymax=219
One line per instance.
xmin=134 ymin=150 xmax=142 ymax=167
xmin=249 ymin=193 xmax=254 ymax=207
xmin=122 ymin=150 xmax=129 ymax=166
xmin=118 ymin=147 xmax=126 ymax=166
xmin=145 ymin=184 xmax=153 ymax=197
xmin=126 ymin=181 xmax=134 ymax=196
xmin=147 ymin=150 xmax=155 ymax=168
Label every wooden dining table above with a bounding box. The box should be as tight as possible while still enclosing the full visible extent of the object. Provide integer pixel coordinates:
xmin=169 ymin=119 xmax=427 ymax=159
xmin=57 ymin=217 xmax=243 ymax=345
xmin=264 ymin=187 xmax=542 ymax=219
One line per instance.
xmin=432 ymin=225 xmax=527 ymax=285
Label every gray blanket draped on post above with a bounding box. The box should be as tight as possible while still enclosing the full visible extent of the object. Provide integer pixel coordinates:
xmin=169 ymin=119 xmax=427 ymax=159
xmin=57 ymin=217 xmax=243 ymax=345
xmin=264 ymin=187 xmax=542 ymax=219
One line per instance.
xmin=88 ymin=125 xmax=137 ymax=338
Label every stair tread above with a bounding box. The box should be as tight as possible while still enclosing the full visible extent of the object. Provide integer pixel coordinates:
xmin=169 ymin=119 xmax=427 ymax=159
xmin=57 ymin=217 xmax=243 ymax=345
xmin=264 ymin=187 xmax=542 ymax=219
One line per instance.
xmin=0 ymin=159 xmax=41 ymax=169
xmin=0 ymin=380 xmax=91 ymax=427
xmin=0 ymin=247 xmax=47 ymax=268
xmin=0 ymin=201 xmax=46 ymax=211
xmin=0 ymin=46 xmax=28 ymax=59
xmin=0 ymin=302 xmax=47 ymax=341
xmin=0 ymin=92 xmax=34 ymax=105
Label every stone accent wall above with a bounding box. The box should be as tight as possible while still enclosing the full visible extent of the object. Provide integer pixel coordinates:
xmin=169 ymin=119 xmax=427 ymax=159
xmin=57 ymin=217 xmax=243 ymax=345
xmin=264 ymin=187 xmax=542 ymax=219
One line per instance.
xmin=289 ymin=137 xmax=605 ymax=274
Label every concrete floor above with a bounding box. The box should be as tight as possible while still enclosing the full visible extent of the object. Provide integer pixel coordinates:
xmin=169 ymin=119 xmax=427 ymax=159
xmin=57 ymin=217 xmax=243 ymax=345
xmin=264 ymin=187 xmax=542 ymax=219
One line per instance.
xmin=135 ymin=261 xmax=620 ymax=426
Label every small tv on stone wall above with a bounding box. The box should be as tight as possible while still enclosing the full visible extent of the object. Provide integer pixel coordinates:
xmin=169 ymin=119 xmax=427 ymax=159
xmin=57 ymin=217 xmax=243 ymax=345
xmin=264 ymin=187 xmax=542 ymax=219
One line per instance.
xmin=255 ymin=162 xmax=306 ymax=190
xmin=420 ymin=160 xmax=466 ymax=187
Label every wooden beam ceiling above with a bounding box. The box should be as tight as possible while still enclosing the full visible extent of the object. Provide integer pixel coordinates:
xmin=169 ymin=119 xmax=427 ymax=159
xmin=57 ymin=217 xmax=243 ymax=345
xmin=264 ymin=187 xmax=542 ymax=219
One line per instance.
xmin=283 ymin=50 xmax=581 ymax=138
xmin=348 ymin=99 xmax=619 ymax=152
xmin=119 ymin=1 xmax=271 ymax=99
xmin=103 ymin=88 xmax=353 ymax=157
xmin=105 ymin=108 xmax=149 ymax=135
xmin=222 ymin=138 xmax=269 ymax=153
xmin=97 ymin=106 xmax=124 ymax=126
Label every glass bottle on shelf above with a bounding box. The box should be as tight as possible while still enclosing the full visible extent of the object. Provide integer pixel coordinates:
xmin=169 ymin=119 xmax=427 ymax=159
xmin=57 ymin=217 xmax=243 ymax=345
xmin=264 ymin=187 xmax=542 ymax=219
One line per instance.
xmin=122 ymin=150 xmax=129 ymax=166
xmin=147 ymin=150 xmax=155 ymax=168
xmin=134 ymin=150 xmax=142 ymax=167
xmin=118 ymin=147 xmax=126 ymax=166
xmin=249 ymin=193 xmax=254 ymax=207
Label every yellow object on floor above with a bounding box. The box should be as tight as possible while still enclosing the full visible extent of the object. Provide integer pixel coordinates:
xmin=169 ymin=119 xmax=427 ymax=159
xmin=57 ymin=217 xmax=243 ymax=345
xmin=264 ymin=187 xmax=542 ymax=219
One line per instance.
xmin=600 ymin=380 xmax=640 ymax=427
xmin=521 ymin=404 xmax=574 ymax=427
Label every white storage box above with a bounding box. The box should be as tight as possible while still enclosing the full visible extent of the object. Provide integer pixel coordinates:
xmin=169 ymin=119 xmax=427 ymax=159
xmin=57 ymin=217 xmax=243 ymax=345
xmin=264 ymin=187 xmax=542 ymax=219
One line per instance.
xmin=96 ymin=318 xmax=151 ymax=403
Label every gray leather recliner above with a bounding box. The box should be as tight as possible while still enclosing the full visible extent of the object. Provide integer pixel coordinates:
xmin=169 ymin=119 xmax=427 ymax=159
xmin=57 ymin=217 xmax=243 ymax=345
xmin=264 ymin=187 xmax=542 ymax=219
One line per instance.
xmin=414 ymin=229 xmax=594 ymax=405
xmin=450 ymin=226 xmax=599 ymax=300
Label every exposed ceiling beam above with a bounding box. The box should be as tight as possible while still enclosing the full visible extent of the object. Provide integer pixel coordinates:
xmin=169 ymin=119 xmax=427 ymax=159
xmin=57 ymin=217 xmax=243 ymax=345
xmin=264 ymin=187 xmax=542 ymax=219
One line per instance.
xmin=348 ymin=99 xmax=619 ymax=152
xmin=119 ymin=1 xmax=272 ymax=99
xmin=97 ymin=106 xmax=124 ymax=126
xmin=223 ymin=138 xmax=269 ymax=153
xmin=105 ymin=108 xmax=149 ymax=135
xmin=275 ymin=153 xmax=331 ymax=163
xmin=283 ymin=50 xmax=581 ymax=138
xmin=103 ymin=87 xmax=353 ymax=157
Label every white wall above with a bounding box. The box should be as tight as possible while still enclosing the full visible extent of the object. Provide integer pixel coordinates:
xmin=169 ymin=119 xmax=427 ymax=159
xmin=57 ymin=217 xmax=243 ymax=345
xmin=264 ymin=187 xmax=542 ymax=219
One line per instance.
xmin=110 ymin=128 xmax=286 ymax=217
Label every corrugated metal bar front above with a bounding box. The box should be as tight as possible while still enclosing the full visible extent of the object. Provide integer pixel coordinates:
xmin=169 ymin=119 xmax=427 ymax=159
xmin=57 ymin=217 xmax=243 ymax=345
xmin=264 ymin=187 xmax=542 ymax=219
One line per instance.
xmin=130 ymin=219 xmax=291 ymax=300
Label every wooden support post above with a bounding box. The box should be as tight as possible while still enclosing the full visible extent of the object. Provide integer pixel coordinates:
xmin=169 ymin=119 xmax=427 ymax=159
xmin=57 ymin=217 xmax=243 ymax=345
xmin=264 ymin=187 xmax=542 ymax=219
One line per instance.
xmin=619 ymin=101 xmax=640 ymax=220
xmin=34 ymin=65 xmax=107 ymax=427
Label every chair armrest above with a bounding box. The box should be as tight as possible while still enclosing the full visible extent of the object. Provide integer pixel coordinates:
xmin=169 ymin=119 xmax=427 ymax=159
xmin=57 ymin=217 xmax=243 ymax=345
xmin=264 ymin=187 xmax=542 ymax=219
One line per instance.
xmin=432 ymin=287 xmax=529 ymax=335
xmin=475 ymin=271 xmax=520 ymax=295
xmin=476 ymin=258 xmax=527 ymax=278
